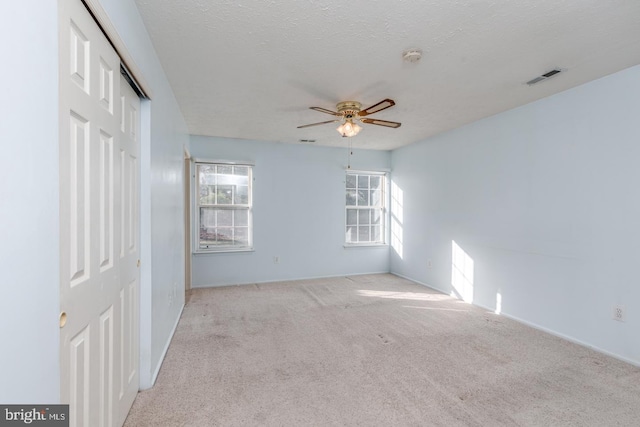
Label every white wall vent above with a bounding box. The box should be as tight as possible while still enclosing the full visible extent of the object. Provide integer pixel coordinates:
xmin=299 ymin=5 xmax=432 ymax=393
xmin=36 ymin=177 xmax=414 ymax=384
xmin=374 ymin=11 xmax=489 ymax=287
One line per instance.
xmin=526 ymin=68 xmax=564 ymax=85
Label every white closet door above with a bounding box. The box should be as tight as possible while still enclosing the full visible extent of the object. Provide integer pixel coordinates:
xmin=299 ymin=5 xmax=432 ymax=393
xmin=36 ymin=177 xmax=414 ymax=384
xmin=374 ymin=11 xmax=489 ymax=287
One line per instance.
xmin=117 ymin=73 xmax=140 ymax=427
xmin=59 ymin=0 xmax=140 ymax=426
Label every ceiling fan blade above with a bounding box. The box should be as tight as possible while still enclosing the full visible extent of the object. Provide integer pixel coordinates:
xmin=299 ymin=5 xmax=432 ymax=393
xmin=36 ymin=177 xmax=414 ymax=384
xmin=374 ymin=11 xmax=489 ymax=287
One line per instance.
xmin=297 ymin=119 xmax=340 ymax=129
xmin=361 ymin=118 xmax=402 ymax=128
xmin=359 ymin=99 xmax=395 ymax=117
xmin=310 ymin=107 xmax=340 ymax=116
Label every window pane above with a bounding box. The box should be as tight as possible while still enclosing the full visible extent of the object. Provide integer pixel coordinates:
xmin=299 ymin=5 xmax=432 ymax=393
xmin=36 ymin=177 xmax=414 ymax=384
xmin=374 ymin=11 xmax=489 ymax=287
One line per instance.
xmin=346 ymin=190 xmax=357 ymax=206
xmin=218 ymin=165 xmax=232 ymax=175
xmin=370 ymin=176 xmax=381 ymax=190
xmin=233 ymin=166 xmax=249 ymax=176
xmin=199 ymin=231 xmax=216 ymax=247
xmin=358 ymin=175 xmax=369 ymax=189
xmin=234 ymin=175 xmax=249 ymax=187
xmin=199 ymin=208 xmax=217 ymax=247
xmin=371 ymin=209 xmax=381 ymax=224
xmin=371 ymin=225 xmax=381 ymax=242
xmin=370 ymin=189 xmax=382 ymax=206
xmin=358 ymin=209 xmax=370 ymax=225
xmin=200 ymin=208 xmax=216 ymax=228
xmin=234 ymin=210 xmax=248 ymax=227
xmin=357 ymin=189 xmax=369 ymax=206
xmin=346 ymin=174 xmax=356 ymax=189
xmin=199 ymin=165 xmax=216 ymax=185
xmin=216 ymin=227 xmax=233 ymax=245
xmin=358 ymin=226 xmax=370 ymax=242
xmin=217 ymin=174 xmax=234 ymax=186
xmin=235 ymin=185 xmax=248 ymax=205
xmin=346 ymin=226 xmax=357 ymax=243
xmin=217 ymin=185 xmax=233 ymax=204
xmin=346 ymin=209 xmax=357 ymax=226
xmin=217 ymin=210 xmax=232 ymax=227
xmin=199 ymin=185 xmax=216 ymax=205
xmin=234 ymin=227 xmax=249 ymax=246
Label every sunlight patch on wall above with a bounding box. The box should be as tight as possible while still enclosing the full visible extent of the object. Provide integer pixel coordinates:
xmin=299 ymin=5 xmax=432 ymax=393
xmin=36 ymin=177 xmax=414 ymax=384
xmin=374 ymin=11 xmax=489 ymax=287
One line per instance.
xmin=451 ymin=240 xmax=474 ymax=303
xmin=390 ymin=180 xmax=404 ymax=259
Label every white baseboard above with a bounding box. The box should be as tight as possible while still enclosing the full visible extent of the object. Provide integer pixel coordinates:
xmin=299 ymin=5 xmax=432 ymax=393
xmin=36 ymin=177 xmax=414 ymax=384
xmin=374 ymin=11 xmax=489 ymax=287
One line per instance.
xmin=149 ymin=303 xmax=185 ymax=387
xmin=391 ymin=272 xmax=449 ymax=295
xmin=390 ymin=271 xmax=640 ymax=368
xmin=495 ymin=310 xmax=640 ymax=368
xmin=192 ymin=270 xmax=392 ymax=288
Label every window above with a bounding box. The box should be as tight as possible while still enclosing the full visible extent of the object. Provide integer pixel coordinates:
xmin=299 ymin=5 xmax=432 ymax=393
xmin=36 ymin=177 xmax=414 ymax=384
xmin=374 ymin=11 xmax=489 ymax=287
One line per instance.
xmin=196 ymin=162 xmax=253 ymax=251
xmin=345 ymin=171 xmax=386 ymax=245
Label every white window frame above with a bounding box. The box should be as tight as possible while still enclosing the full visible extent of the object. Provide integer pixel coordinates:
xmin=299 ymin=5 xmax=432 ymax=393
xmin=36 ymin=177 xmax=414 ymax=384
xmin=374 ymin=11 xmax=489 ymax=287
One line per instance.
xmin=345 ymin=170 xmax=387 ymax=247
xmin=194 ymin=161 xmax=253 ymax=253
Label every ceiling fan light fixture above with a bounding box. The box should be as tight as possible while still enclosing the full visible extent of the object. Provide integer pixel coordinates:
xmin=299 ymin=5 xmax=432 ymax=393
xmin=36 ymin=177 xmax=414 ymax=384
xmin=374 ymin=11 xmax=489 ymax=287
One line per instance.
xmin=337 ymin=119 xmax=362 ymax=137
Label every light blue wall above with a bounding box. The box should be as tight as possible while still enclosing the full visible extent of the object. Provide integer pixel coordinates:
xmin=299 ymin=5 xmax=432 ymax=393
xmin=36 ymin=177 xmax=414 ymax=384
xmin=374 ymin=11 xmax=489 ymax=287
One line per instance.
xmin=190 ymin=136 xmax=391 ymax=286
xmin=2 ymin=0 xmax=635 ymax=404
xmin=391 ymin=65 xmax=640 ymax=365
xmin=0 ymin=1 xmax=60 ymax=403
xmin=0 ymin=0 xmax=190 ymax=401
xmin=98 ymin=0 xmax=189 ymax=388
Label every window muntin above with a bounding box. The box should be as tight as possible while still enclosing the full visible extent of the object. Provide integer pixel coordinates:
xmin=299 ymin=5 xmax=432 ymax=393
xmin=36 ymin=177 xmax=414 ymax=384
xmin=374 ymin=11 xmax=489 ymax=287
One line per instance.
xmin=345 ymin=172 xmax=385 ymax=245
xmin=196 ymin=163 xmax=252 ymax=251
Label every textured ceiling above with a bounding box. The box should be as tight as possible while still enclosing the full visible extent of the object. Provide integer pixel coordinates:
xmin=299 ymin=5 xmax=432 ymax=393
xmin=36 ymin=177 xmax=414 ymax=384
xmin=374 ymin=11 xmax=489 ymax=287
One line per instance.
xmin=134 ymin=0 xmax=640 ymax=150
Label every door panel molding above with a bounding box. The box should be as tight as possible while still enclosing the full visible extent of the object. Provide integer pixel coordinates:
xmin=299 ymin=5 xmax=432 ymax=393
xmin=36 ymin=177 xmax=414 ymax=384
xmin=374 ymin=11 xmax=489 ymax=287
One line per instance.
xmin=81 ymin=0 xmax=153 ymax=99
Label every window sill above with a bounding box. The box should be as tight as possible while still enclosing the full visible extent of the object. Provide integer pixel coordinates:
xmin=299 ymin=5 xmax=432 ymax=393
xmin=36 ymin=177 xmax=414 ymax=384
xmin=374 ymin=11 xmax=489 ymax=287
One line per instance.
xmin=343 ymin=243 xmax=388 ymax=249
xmin=194 ymin=248 xmax=255 ymax=255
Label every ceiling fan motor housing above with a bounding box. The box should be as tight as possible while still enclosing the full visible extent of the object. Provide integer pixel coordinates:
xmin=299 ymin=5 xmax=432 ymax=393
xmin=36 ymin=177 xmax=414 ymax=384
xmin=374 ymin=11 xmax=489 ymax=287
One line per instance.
xmin=336 ymin=101 xmax=362 ymax=118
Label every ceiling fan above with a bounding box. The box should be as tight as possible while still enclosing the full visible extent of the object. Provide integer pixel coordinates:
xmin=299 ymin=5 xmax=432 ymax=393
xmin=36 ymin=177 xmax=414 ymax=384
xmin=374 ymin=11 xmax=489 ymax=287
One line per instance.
xmin=297 ymin=99 xmax=401 ymax=137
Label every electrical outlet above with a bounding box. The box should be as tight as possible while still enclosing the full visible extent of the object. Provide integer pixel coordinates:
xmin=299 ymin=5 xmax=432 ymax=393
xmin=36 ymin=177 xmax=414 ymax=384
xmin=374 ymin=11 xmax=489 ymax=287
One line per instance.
xmin=274 ymin=256 xmax=280 ymax=264
xmin=427 ymin=259 xmax=432 ymax=269
xmin=613 ymin=305 xmax=626 ymax=322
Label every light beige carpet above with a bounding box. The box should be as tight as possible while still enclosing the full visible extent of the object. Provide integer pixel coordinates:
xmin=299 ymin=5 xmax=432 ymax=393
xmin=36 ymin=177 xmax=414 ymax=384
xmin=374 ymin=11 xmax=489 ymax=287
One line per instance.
xmin=124 ymin=274 xmax=640 ymax=426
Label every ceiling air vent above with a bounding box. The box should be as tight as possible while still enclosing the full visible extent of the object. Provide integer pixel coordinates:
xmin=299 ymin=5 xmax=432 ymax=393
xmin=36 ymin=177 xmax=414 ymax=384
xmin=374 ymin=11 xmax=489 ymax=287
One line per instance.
xmin=298 ymin=139 xmax=316 ymax=143
xmin=526 ymin=68 xmax=563 ymax=86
